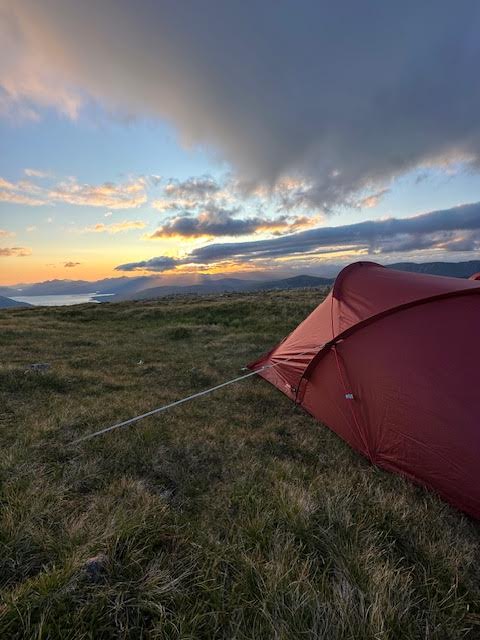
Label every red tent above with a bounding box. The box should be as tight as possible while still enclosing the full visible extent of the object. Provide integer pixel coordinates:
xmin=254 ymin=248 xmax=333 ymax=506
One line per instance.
xmin=248 ymin=261 xmax=480 ymax=518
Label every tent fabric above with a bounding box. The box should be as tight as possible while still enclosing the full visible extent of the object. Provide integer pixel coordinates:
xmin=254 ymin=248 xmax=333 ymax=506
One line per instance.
xmin=248 ymin=261 xmax=480 ymax=518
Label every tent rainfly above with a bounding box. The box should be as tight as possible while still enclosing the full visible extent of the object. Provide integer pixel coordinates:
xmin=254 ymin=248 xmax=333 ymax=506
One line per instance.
xmin=248 ymin=261 xmax=480 ymax=519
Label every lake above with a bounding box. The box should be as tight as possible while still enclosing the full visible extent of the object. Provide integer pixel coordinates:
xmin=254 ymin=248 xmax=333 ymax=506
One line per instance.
xmin=10 ymin=293 xmax=114 ymax=307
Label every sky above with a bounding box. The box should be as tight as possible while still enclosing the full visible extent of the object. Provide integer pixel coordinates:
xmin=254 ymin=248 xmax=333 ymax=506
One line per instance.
xmin=1 ymin=1 xmax=480 ymax=286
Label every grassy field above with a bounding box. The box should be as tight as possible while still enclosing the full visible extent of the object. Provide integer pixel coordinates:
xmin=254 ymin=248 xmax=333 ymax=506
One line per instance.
xmin=0 ymin=289 xmax=479 ymax=639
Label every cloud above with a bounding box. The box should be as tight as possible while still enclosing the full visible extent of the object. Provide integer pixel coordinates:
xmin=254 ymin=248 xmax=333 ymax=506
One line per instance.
xmin=256 ymin=177 xmax=318 ymax=212
xmin=26 ymin=225 xmax=37 ymax=232
xmin=0 ymin=246 xmax=31 ymax=257
xmin=2 ymin=2 xmax=480 ymax=206
xmin=0 ymin=176 xmax=45 ymax=205
xmin=164 ymin=176 xmax=220 ymax=200
xmin=116 ymin=256 xmax=178 ymax=272
xmin=150 ymin=173 xmax=324 ymax=239
xmin=64 ymin=261 xmax=81 ymax=267
xmin=148 ymin=205 xmax=316 ymax=239
xmin=152 ymin=175 xmax=229 ymax=213
xmin=24 ymin=168 xmax=51 ymax=178
xmin=85 ymin=220 xmax=146 ymax=233
xmin=0 ymin=9 xmax=82 ymax=121
xmin=436 ymin=230 xmax=480 ymax=253
xmin=115 ymin=201 xmax=480 ymax=272
xmin=48 ymin=177 xmax=147 ymax=209
xmin=0 ymin=174 xmax=148 ymax=209
xmin=0 ymin=89 xmax=41 ymax=122
xmin=189 ymin=202 xmax=480 ymax=263
xmin=0 ymin=228 xmax=14 ymax=237
xmin=356 ymin=189 xmax=390 ymax=210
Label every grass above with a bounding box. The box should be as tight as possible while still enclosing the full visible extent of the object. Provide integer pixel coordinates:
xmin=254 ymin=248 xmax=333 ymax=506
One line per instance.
xmin=0 ymin=289 xmax=479 ymax=639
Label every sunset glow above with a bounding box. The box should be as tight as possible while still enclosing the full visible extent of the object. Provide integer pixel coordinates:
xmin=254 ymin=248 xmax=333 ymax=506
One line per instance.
xmin=1 ymin=2 xmax=480 ymax=287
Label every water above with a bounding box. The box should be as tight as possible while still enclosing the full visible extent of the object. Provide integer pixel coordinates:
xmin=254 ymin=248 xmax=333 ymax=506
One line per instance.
xmin=9 ymin=293 xmax=114 ymax=307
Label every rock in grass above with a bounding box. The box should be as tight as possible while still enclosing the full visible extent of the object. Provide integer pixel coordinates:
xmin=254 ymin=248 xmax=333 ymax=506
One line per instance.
xmin=26 ymin=363 xmax=51 ymax=373
xmin=83 ymin=553 xmax=108 ymax=582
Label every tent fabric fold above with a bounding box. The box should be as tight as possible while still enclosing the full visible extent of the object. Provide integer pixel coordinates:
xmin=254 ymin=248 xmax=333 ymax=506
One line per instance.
xmin=248 ymin=261 xmax=480 ymax=518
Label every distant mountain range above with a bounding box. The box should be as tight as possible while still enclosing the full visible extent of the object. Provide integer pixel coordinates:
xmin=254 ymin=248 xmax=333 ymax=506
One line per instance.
xmin=2 ymin=260 xmax=479 ymax=303
xmin=109 ymin=261 xmax=480 ymax=301
xmin=0 ymin=275 xmax=157 ymax=297
xmin=388 ymin=260 xmax=480 ymax=278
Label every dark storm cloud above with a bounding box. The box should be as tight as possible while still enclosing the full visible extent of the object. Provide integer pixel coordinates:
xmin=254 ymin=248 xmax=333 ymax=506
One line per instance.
xmin=148 ymin=205 xmax=314 ymax=239
xmin=3 ymin=2 xmax=480 ymax=206
xmin=149 ymin=211 xmax=263 ymax=238
xmin=115 ymin=256 xmax=178 ymax=273
xmin=115 ymin=202 xmax=480 ymax=271
xmin=439 ymin=230 xmax=480 ymax=252
xmin=189 ymin=202 xmax=480 ymax=262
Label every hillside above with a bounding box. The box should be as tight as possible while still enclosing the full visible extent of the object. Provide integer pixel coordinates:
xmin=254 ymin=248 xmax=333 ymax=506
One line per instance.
xmin=250 ymin=274 xmax=334 ymax=290
xmin=0 ymin=295 xmax=32 ymax=309
xmin=0 ymin=290 xmax=479 ymax=638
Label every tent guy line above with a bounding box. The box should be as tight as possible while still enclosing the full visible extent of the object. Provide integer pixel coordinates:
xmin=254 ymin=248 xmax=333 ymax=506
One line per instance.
xmin=68 ymin=259 xmax=480 ymax=518
xmin=69 ymin=346 xmax=325 ymax=445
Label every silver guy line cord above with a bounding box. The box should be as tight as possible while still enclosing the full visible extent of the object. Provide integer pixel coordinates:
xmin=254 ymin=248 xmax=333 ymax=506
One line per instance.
xmin=70 ymin=346 xmax=324 ymax=445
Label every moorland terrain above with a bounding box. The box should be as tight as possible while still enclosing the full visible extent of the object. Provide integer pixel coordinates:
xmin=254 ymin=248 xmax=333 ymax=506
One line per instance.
xmin=0 ymin=289 xmax=479 ymax=639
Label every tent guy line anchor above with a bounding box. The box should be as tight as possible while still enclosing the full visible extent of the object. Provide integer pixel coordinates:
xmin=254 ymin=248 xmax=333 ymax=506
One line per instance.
xmin=70 ymin=346 xmax=324 ymax=445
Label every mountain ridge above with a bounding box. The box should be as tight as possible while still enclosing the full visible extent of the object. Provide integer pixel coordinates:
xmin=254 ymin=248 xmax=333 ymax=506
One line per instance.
xmin=110 ymin=261 xmax=480 ymax=301
xmin=2 ymin=260 xmax=480 ymax=301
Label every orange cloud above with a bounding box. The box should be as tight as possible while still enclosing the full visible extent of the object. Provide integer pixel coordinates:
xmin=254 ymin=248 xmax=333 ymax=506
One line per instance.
xmin=0 ymin=246 xmax=32 ymax=257
xmin=0 ymin=174 xmax=148 ymax=209
xmin=85 ymin=220 xmax=147 ymax=234
xmin=49 ymin=178 xmax=147 ymax=209
xmin=0 ymin=12 xmax=83 ymax=123
xmin=148 ymin=208 xmax=320 ymax=240
xmin=356 ymin=188 xmax=389 ymax=209
xmin=259 ymin=215 xmax=322 ymax=235
xmin=0 ymin=177 xmax=45 ymax=205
